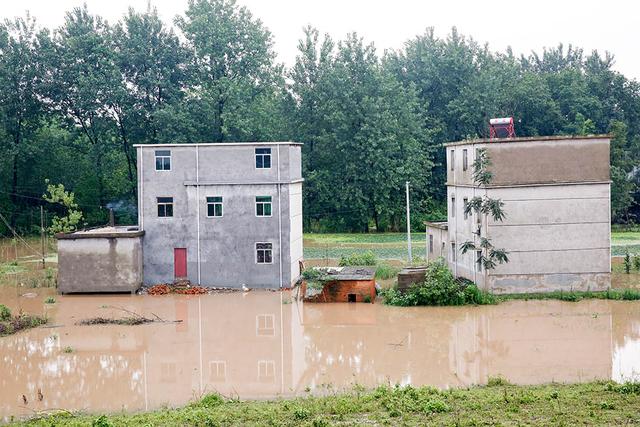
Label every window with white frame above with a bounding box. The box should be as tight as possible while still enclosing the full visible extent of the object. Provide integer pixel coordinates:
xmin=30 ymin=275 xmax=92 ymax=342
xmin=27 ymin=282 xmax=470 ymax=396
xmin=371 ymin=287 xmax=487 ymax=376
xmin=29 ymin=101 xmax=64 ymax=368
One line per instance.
xmin=429 ymin=234 xmax=434 ymax=253
xmin=451 ymin=242 xmax=456 ymax=262
xmin=476 ymin=250 xmax=483 ymax=271
xmin=256 ymin=196 xmax=272 ymax=216
xmin=450 ymin=149 xmax=455 ymax=171
xmin=157 ymin=197 xmax=173 ymax=217
xmin=206 ymin=196 xmax=223 ymax=217
xmin=155 ymin=150 xmax=171 ymax=171
xmin=463 ymin=149 xmax=468 ymax=171
xmin=255 ymin=147 xmax=271 ymax=168
xmin=256 ymin=242 xmax=273 ymax=264
xmin=451 ymin=196 xmax=455 ymax=218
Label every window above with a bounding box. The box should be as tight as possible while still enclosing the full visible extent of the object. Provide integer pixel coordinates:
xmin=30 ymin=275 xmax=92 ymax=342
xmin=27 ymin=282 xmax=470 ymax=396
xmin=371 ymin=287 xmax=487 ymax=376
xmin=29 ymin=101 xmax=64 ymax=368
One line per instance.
xmin=206 ymin=196 xmax=223 ymax=217
xmin=451 ymin=196 xmax=455 ymax=218
xmin=155 ymin=150 xmax=171 ymax=171
xmin=255 ymin=147 xmax=271 ymax=168
xmin=258 ymin=360 xmax=275 ymax=382
xmin=476 ymin=250 xmax=483 ymax=271
xmin=256 ymin=242 xmax=273 ymax=264
xmin=256 ymin=196 xmax=272 ymax=217
xmin=209 ymin=361 xmax=227 ymax=382
xmin=256 ymin=314 xmax=275 ymax=336
xmin=451 ymin=242 xmax=456 ymax=262
xmin=463 ymin=198 xmax=468 ymax=220
xmin=157 ymin=197 xmax=173 ymax=217
xmin=463 ymin=149 xmax=468 ymax=171
xmin=429 ymin=234 xmax=434 ymax=253
xmin=450 ymin=150 xmax=455 ymax=171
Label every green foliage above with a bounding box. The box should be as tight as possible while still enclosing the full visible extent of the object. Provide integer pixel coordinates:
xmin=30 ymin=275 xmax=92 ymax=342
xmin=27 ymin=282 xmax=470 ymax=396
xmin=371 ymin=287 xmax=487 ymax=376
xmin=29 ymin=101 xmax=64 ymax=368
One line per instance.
xmin=195 ymin=393 xmax=225 ymax=409
xmin=43 ymin=180 xmax=83 ymax=234
xmin=633 ymin=255 xmax=640 ymax=271
xmin=0 ymin=304 xmax=11 ymax=321
xmin=461 ymin=149 xmax=509 ymax=271
xmin=91 ymin=415 xmax=113 ymax=427
xmin=624 ymin=250 xmax=632 ymax=274
xmin=375 ymin=263 xmax=400 ymax=280
xmin=381 ymin=260 xmax=495 ymax=306
xmin=2 ymin=4 xmax=640 ymax=233
xmin=20 ymin=382 xmax=640 ymax=426
xmin=338 ymin=250 xmax=377 ymax=266
xmin=487 ymin=376 xmax=511 ymax=387
xmin=44 ymin=297 xmax=56 ymax=304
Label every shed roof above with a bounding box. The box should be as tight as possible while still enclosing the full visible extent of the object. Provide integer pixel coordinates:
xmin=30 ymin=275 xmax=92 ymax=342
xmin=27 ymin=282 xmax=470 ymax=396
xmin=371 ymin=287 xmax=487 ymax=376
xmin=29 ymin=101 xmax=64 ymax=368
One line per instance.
xmin=314 ymin=266 xmax=376 ymax=281
xmin=56 ymin=226 xmax=144 ymax=240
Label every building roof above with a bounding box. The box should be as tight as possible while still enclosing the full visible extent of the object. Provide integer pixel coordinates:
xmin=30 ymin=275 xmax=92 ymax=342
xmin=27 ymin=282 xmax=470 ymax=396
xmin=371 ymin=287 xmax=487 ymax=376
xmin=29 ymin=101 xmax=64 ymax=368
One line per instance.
xmin=314 ymin=266 xmax=376 ymax=281
xmin=424 ymin=221 xmax=448 ymax=230
xmin=56 ymin=226 xmax=144 ymax=240
xmin=133 ymin=141 xmax=303 ymax=148
xmin=444 ymin=134 xmax=610 ymax=147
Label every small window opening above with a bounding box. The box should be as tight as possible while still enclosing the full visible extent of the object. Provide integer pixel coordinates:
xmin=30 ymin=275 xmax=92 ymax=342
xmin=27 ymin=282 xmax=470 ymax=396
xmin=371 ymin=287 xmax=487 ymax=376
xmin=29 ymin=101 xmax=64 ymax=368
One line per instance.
xmin=347 ymin=294 xmax=357 ymax=303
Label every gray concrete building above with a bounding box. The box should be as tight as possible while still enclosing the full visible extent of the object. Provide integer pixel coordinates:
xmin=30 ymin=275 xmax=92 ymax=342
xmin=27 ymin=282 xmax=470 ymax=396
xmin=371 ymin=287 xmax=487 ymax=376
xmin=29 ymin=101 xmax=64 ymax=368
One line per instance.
xmin=136 ymin=142 xmax=304 ymax=289
xmin=426 ymin=135 xmax=611 ymax=294
xmin=56 ymin=226 xmax=144 ymax=293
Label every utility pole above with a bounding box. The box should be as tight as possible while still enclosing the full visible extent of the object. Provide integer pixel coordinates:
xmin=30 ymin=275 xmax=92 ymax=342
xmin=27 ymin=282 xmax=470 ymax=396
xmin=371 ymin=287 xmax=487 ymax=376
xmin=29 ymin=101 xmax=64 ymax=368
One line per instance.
xmin=405 ymin=181 xmax=412 ymax=263
xmin=40 ymin=206 xmax=45 ymax=269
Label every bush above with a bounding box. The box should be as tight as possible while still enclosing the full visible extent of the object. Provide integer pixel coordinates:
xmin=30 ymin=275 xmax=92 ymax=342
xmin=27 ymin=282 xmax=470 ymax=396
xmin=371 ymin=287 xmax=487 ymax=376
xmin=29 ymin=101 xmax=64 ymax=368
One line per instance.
xmin=375 ymin=263 xmax=400 ymax=280
xmin=338 ymin=251 xmax=377 ymax=266
xmin=0 ymin=304 xmax=11 ymax=321
xmin=381 ymin=260 xmax=494 ymax=306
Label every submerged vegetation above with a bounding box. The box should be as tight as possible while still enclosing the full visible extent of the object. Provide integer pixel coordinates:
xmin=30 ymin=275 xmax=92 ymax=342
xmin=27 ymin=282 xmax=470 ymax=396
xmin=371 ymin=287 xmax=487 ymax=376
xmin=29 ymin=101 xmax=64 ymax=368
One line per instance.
xmin=16 ymin=381 xmax=640 ymax=426
xmin=0 ymin=304 xmax=47 ymax=337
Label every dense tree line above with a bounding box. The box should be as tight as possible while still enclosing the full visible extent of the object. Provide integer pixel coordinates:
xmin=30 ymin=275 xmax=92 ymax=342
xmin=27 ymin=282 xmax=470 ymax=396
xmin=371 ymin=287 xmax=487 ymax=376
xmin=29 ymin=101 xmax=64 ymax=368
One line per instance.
xmin=1 ymin=0 xmax=639 ymax=235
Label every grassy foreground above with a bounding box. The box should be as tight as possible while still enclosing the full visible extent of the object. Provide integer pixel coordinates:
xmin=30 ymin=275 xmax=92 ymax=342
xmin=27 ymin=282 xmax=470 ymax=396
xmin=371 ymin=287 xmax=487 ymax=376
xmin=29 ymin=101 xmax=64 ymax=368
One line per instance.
xmin=15 ymin=381 xmax=640 ymax=426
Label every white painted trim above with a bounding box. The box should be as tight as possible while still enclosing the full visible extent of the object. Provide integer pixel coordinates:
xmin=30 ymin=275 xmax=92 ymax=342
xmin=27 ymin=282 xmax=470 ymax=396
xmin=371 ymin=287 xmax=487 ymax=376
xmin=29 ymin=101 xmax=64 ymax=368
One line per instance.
xmin=156 ymin=197 xmax=174 ymax=218
xmin=255 ymin=147 xmax=272 ymax=170
xmin=139 ymin=147 xmax=144 ymax=231
xmin=154 ymin=150 xmax=172 ymax=172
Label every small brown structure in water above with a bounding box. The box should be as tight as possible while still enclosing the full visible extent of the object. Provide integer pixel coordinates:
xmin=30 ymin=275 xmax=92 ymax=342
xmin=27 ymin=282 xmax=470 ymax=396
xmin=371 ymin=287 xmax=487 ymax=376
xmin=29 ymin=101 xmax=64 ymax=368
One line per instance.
xmin=302 ymin=267 xmax=376 ymax=303
xmin=397 ymin=266 xmax=429 ymax=293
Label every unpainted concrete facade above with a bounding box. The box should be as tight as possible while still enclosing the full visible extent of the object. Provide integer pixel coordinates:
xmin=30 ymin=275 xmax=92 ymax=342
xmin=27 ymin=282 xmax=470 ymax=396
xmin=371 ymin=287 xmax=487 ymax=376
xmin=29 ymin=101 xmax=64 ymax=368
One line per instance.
xmin=56 ymin=227 xmax=144 ymax=293
xmin=136 ymin=142 xmax=303 ymax=288
xmin=426 ymin=135 xmax=611 ymax=294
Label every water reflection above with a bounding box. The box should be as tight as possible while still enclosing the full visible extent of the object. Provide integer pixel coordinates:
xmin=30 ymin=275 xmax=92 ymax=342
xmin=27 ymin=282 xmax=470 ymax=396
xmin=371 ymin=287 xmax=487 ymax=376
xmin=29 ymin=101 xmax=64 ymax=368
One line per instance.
xmin=1 ymin=290 xmax=639 ymax=421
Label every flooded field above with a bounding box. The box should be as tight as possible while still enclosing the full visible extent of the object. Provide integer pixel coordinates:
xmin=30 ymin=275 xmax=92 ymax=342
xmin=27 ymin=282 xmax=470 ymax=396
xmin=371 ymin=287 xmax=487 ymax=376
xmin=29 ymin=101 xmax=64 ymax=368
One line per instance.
xmin=1 ymin=287 xmax=639 ymax=422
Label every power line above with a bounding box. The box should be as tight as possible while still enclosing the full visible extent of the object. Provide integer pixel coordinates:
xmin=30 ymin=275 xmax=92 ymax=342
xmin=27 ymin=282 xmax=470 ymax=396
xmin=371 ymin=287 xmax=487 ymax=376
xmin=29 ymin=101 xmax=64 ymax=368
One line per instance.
xmin=0 ymin=211 xmax=43 ymax=258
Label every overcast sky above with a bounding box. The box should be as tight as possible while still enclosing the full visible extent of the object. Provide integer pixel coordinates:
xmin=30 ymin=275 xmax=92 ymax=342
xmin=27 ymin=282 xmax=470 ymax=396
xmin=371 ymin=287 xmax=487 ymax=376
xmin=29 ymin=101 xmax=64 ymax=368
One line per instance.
xmin=3 ymin=0 xmax=639 ymax=80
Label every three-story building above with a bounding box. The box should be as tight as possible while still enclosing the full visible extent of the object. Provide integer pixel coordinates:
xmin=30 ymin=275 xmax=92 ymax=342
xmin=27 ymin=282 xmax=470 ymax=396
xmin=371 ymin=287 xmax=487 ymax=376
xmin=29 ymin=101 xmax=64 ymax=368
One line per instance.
xmin=135 ymin=142 xmax=304 ymax=288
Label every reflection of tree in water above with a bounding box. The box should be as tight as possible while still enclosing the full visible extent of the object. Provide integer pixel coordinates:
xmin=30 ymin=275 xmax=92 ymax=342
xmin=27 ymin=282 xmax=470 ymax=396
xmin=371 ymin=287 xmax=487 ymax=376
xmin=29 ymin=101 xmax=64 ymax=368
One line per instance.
xmin=0 ymin=327 xmax=144 ymax=420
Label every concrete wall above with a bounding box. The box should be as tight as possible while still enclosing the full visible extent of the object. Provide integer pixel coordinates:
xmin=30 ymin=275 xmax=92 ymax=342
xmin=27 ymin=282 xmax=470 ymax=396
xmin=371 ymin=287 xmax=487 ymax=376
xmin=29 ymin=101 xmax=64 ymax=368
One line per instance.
xmin=57 ymin=236 xmax=143 ymax=293
xmin=137 ymin=143 xmax=303 ymax=288
xmin=445 ymin=136 xmax=611 ymax=293
xmin=425 ymin=224 xmax=448 ymax=262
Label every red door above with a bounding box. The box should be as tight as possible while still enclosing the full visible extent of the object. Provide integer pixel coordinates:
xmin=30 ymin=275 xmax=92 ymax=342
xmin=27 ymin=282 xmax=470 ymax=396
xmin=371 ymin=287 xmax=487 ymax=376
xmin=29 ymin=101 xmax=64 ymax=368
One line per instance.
xmin=174 ymin=248 xmax=187 ymax=278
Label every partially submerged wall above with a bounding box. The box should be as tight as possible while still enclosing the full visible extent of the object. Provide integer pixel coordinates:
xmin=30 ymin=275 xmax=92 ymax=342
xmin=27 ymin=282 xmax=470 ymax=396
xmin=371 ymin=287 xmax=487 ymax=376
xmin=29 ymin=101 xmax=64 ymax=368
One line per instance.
xmin=57 ymin=230 xmax=143 ymax=294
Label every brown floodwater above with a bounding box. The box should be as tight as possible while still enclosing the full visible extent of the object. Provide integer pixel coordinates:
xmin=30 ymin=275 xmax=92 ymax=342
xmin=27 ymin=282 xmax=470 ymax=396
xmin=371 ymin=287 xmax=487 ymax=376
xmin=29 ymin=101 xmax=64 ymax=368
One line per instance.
xmin=1 ymin=286 xmax=640 ymax=422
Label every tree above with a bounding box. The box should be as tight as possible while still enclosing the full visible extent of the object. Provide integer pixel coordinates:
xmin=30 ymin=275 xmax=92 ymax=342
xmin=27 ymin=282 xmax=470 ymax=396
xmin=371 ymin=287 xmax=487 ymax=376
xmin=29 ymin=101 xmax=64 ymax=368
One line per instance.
xmin=176 ymin=0 xmax=279 ymax=142
xmin=43 ymin=180 xmax=83 ymax=234
xmin=39 ymin=6 xmax=119 ymax=210
xmin=460 ymin=149 xmax=509 ymax=271
xmin=0 ymin=15 xmax=44 ymax=228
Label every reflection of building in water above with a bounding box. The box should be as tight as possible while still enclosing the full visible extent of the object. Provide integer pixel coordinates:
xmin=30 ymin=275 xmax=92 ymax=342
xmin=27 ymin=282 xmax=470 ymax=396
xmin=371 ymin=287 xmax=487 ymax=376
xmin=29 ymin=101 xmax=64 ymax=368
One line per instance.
xmin=2 ymin=294 xmax=640 ymax=421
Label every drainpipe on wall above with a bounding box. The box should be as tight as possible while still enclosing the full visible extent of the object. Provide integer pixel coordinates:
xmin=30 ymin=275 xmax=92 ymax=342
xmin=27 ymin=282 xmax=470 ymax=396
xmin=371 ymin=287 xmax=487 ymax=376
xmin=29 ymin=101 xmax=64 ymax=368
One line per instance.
xmin=139 ymin=147 xmax=144 ymax=231
xmin=277 ymin=144 xmax=283 ymax=288
xmin=196 ymin=145 xmax=201 ymax=285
